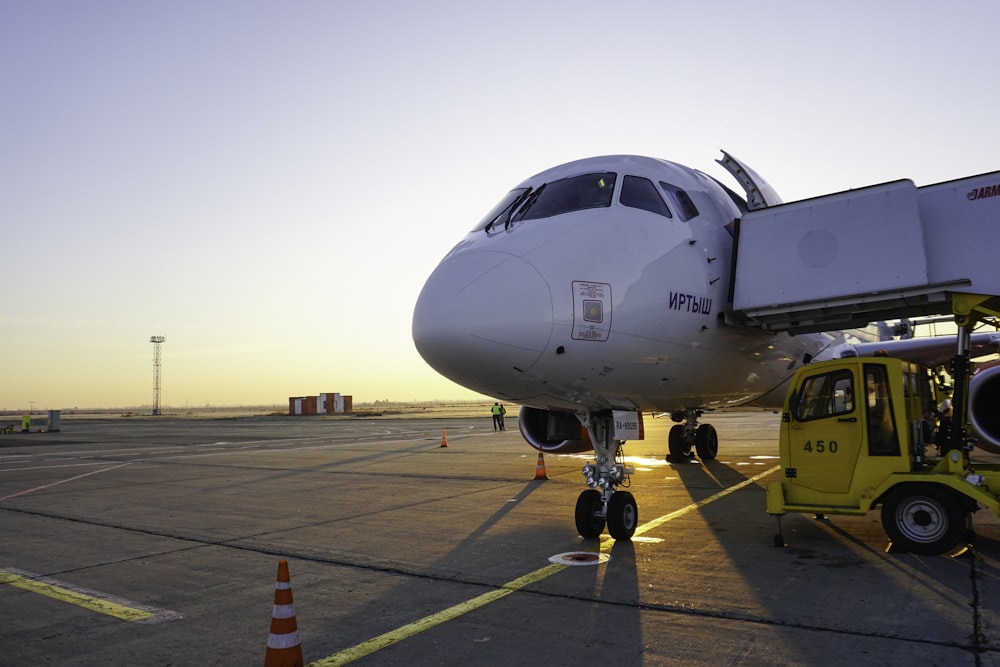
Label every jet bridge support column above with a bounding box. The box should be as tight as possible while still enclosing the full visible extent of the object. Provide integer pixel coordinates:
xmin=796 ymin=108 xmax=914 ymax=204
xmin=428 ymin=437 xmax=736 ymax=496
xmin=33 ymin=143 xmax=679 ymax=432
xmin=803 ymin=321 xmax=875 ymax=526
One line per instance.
xmin=946 ymin=293 xmax=1000 ymax=454
xmin=945 ymin=322 xmax=973 ymax=454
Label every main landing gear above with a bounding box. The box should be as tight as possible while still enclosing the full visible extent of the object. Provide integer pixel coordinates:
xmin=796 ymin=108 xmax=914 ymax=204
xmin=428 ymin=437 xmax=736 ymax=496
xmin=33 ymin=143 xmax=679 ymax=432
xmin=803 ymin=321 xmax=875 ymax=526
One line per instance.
xmin=574 ymin=411 xmax=638 ymax=540
xmin=666 ymin=409 xmax=718 ymax=461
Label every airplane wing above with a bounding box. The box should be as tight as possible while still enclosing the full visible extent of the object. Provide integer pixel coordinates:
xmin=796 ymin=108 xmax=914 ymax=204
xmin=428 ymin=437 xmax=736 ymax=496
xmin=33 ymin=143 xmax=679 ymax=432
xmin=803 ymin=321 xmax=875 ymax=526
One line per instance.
xmin=836 ymin=332 xmax=1000 ymax=367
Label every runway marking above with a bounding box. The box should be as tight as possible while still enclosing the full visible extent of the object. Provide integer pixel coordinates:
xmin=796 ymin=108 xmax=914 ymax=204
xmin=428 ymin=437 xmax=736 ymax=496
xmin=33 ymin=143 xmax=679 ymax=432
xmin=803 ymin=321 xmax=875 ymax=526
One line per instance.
xmin=309 ymin=564 xmax=568 ymax=666
xmin=632 ymin=466 xmax=779 ymax=538
xmin=0 ymin=462 xmax=133 ymax=501
xmin=308 ymin=464 xmax=781 ymax=666
xmin=0 ymin=567 xmax=182 ymax=624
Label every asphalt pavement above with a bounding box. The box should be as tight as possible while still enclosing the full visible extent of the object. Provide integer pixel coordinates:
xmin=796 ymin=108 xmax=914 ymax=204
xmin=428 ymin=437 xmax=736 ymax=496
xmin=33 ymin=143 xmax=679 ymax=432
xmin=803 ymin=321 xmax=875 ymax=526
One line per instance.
xmin=1 ymin=411 xmax=998 ymax=666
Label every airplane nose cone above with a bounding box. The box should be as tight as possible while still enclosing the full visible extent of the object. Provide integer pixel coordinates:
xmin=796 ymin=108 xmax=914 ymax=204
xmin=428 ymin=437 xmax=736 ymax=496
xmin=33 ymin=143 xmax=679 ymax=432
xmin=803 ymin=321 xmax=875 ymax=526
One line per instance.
xmin=413 ymin=251 xmax=553 ymax=395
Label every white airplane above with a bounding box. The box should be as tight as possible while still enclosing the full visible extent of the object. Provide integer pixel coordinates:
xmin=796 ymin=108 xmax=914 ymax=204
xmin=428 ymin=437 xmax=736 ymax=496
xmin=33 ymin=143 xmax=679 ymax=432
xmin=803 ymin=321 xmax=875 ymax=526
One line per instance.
xmin=412 ymin=152 xmax=1000 ymax=540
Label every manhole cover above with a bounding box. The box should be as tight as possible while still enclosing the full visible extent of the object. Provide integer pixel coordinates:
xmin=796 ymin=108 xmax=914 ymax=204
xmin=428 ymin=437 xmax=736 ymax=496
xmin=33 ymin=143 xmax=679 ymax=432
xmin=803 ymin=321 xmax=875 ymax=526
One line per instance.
xmin=548 ymin=551 xmax=610 ymax=566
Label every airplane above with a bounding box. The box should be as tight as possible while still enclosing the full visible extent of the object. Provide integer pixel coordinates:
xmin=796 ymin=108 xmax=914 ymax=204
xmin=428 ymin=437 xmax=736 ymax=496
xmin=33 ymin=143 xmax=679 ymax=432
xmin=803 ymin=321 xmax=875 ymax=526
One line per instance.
xmin=411 ymin=152 xmax=1000 ymax=540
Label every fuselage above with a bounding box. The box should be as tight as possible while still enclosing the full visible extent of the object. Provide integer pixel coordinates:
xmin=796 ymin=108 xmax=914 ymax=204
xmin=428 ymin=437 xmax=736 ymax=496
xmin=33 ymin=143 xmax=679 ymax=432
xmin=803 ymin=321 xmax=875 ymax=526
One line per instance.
xmin=412 ymin=155 xmax=848 ymax=413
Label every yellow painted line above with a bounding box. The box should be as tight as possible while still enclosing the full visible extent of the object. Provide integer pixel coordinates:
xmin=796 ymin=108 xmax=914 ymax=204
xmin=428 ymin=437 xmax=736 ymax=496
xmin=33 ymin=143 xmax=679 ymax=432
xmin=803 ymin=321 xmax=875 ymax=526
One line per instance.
xmin=633 ymin=465 xmax=780 ymax=537
xmin=0 ymin=568 xmax=182 ymax=624
xmin=309 ymin=563 xmax=567 ymax=666
xmin=309 ymin=465 xmax=780 ymax=665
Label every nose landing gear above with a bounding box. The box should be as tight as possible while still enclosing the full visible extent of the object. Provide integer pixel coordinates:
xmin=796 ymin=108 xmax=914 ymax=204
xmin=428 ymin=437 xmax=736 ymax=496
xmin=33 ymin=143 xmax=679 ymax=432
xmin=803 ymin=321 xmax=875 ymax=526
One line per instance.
xmin=575 ymin=410 xmax=638 ymax=540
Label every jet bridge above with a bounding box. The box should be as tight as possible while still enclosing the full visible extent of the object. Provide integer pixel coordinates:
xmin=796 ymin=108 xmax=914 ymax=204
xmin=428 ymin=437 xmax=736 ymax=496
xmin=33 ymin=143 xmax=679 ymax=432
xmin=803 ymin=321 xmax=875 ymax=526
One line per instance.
xmin=727 ymin=170 xmax=1000 ymax=334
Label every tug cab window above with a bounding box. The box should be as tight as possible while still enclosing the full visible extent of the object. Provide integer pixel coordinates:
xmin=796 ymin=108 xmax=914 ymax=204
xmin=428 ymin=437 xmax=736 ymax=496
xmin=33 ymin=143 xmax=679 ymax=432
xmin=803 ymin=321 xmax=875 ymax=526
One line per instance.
xmin=793 ymin=369 xmax=854 ymax=422
xmin=620 ymin=175 xmax=673 ymax=218
xmin=514 ymin=172 xmax=616 ymax=222
xmin=865 ymin=364 xmax=900 ymax=456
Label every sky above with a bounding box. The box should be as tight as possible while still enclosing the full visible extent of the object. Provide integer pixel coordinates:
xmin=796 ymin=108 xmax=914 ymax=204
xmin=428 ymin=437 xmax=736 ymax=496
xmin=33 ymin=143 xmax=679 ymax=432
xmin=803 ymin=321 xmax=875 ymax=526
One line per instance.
xmin=3 ymin=0 xmax=1000 ymax=410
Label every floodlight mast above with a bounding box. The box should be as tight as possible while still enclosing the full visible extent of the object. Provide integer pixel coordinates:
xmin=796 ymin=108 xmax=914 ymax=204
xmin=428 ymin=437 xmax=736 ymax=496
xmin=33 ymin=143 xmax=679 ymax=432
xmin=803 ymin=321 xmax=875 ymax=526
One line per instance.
xmin=150 ymin=336 xmax=165 ymax=416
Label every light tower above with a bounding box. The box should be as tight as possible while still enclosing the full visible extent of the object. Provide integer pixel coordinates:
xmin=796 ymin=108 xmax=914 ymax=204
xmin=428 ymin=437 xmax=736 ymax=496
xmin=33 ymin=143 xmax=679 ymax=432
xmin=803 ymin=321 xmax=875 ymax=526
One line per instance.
xmin=150 ymin=336 xmax=165 ymax=416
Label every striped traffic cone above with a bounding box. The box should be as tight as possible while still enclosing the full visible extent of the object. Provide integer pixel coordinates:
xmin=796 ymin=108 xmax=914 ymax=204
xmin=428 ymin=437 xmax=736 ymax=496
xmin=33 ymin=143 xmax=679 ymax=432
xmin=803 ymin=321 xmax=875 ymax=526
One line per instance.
xmin=440 ymin=428 xmax=448 ymax=447
xmin=533 ymin=451 xmax=549 ymax=480
xmin=265 ymin=560 xmax=303 ymax=667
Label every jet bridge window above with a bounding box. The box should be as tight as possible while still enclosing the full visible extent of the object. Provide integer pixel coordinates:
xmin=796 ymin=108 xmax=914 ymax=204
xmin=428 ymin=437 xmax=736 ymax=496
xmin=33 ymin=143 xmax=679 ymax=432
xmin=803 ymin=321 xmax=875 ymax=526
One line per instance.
xmin=514 ymin=172 xmax=616 ymax=222
xmin=620 ymin=175 xmax=673 ymax=218
xmin=793 ymin=369 xmax=855 ymax=422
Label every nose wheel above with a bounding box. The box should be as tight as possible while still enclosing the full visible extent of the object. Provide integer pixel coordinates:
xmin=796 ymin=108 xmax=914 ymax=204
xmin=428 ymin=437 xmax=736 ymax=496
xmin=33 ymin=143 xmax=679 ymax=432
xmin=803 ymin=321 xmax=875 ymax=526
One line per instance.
xmin=607 ymin=491 xmax=638 ymax=539
xmin=574 ymin=489 xmax=638 ymax=540
xmin=575 ymin=489 xmax=606 ymax=539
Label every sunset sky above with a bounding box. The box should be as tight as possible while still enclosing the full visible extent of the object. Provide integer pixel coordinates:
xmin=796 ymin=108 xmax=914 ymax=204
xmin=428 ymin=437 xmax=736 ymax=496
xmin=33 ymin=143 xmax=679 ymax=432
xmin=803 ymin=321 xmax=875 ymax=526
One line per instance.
xmin=3 ymin=1 xmax=999 ymax=410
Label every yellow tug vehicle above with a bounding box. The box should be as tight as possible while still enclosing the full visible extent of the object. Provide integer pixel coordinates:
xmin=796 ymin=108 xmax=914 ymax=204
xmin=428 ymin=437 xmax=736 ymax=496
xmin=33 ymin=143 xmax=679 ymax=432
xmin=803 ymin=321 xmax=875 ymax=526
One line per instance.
xmin=767 ymin=295 xmax=1000 ymax=555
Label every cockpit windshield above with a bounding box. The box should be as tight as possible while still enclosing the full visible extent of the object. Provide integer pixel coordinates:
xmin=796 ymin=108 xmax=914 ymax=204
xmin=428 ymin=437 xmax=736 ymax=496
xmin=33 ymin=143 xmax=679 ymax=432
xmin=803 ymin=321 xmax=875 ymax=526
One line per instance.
xmin=513 ymin=172 xmax=617 ymax=222
xmin=473 ymin=188 xmax=530 ymax=232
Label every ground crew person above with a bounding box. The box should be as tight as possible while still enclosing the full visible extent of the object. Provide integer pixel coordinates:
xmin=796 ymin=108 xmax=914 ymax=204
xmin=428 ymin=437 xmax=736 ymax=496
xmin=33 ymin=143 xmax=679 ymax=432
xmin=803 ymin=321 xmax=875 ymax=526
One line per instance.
xmin=21 ymin=414 xmax=30 ymax=432
xmin=491 ymin=403 xmax=502 ymax=431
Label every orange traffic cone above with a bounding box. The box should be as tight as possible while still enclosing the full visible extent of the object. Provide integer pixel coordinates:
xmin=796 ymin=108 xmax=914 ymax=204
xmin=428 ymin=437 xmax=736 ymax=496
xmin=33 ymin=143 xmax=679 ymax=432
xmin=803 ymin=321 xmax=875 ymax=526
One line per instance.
xmin=265 ymin=560 xmax=303 ymax=667
xmin=533 ymin=451 xmax=549 ymax=480
xmin=440 ymin=428 xmax=448 ymax=447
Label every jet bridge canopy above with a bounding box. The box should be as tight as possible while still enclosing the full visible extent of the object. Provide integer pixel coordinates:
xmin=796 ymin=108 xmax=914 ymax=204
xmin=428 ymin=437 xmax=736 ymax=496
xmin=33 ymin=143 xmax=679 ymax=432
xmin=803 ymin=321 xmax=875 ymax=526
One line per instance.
xmin=727 ymin=171 xmax=1000 ymax=334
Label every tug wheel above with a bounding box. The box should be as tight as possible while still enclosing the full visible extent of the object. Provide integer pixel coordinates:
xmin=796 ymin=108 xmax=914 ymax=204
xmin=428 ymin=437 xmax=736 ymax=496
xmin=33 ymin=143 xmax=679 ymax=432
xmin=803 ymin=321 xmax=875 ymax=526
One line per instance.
xmin=881 ymin=484 xmax=966 ymax=555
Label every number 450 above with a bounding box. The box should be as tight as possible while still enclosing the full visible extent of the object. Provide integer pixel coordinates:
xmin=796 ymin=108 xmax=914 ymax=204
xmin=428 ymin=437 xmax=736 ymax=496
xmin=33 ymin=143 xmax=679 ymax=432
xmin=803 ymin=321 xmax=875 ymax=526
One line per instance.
xmin=804 ymin=440 xmax=838 ymax=453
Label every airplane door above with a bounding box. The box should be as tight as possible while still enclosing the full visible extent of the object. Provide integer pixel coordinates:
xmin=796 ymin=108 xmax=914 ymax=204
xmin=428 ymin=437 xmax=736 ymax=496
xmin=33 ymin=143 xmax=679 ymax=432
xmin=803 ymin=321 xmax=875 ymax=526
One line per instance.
xmin=785 ymin=366 xmax=864 ymax=494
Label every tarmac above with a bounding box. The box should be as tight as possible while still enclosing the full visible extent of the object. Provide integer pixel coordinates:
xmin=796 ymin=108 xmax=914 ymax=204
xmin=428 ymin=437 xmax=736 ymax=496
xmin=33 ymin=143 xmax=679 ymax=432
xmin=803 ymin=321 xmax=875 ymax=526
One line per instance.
xmin=1 ymin=410 xmax=998 ymax=666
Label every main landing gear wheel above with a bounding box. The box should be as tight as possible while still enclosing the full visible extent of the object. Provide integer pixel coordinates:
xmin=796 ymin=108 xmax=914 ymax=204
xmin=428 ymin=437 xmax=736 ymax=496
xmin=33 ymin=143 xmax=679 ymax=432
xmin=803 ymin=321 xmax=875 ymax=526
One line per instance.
xmin=695 ymin=424 xmax=718 ymax=460
xmin=668 ymin=424 xmax=691 ymax=460
xmin=575 ymin=489 xmax=606 ymax=539
xmin=607 ymin=491 xmax=638 ymax=540
xmin=881 ymin=484 xmax=967 ymax=555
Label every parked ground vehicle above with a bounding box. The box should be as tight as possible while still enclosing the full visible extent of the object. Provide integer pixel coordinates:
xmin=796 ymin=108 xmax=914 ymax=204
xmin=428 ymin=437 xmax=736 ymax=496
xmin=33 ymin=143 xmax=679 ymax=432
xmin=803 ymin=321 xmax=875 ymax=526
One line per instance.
xmin=767 ymin=296 xmax=1000 ymax=555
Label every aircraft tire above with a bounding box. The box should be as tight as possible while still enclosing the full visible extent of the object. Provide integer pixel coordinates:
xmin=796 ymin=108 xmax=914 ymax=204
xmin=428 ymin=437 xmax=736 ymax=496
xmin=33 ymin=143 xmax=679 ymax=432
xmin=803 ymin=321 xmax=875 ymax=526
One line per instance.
xmin=607 ymin=491 xmax=638 ymax=541
xmin=881 ymin=484 xmax=966 ymax=555
xmin=575 ymin=489 xmax=606 ymax=539
xmin=695 ymin=424 xmax=719 ymax=460
xmin=668 ymin=424 xmax=690 ymax=460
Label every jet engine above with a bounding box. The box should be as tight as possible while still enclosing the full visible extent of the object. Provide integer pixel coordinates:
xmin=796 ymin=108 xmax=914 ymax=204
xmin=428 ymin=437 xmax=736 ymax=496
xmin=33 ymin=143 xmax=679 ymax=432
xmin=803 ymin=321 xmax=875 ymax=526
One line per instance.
xmin=970 ymin=364 xmax=1000 ymax=454
xmin=517 ymin=406 xmax=592 ymax=453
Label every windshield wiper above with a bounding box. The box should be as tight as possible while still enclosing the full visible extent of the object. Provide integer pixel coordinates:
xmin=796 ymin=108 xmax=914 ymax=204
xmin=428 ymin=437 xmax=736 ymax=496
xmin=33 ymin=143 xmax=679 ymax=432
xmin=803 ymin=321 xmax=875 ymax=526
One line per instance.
xmin=485 ymin=187 xmax=533 ymax=233
xmin=507 ymin=183 xmax=545 ymax=228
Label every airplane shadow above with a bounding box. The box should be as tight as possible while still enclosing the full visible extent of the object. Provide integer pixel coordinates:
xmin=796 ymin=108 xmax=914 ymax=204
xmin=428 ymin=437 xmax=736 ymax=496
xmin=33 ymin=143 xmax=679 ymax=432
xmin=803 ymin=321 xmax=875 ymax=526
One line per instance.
xmin=300 ymin=470 xmax=646 ymax=664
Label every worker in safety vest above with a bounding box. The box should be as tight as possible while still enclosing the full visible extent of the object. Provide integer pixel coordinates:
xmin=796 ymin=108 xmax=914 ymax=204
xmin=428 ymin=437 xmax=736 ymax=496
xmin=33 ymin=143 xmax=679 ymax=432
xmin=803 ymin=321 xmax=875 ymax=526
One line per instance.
xmin=491 ymin=403 xmax=502 ymax=431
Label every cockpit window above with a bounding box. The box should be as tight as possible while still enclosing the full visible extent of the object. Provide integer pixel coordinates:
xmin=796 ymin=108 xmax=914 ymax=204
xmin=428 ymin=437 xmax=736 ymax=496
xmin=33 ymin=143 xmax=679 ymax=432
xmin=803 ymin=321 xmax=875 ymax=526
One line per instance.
xmin=659 ymin=181 xmax=699 ymax=221
xmin=620 ymin=175 xmax=673 ymax=218
xmin=473 ymin=188 xmax=530 ymax=232
xmin=514 ymin=172 xmax=616 ymax=222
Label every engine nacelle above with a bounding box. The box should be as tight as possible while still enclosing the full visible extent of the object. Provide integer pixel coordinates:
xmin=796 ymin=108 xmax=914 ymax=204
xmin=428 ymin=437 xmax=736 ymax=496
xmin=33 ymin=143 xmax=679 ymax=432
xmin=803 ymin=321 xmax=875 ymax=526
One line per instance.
xmin=970 ymin=364 xmax=1000 ymax=454
xmin=517 ymin=406 xmax=592 ymax=453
